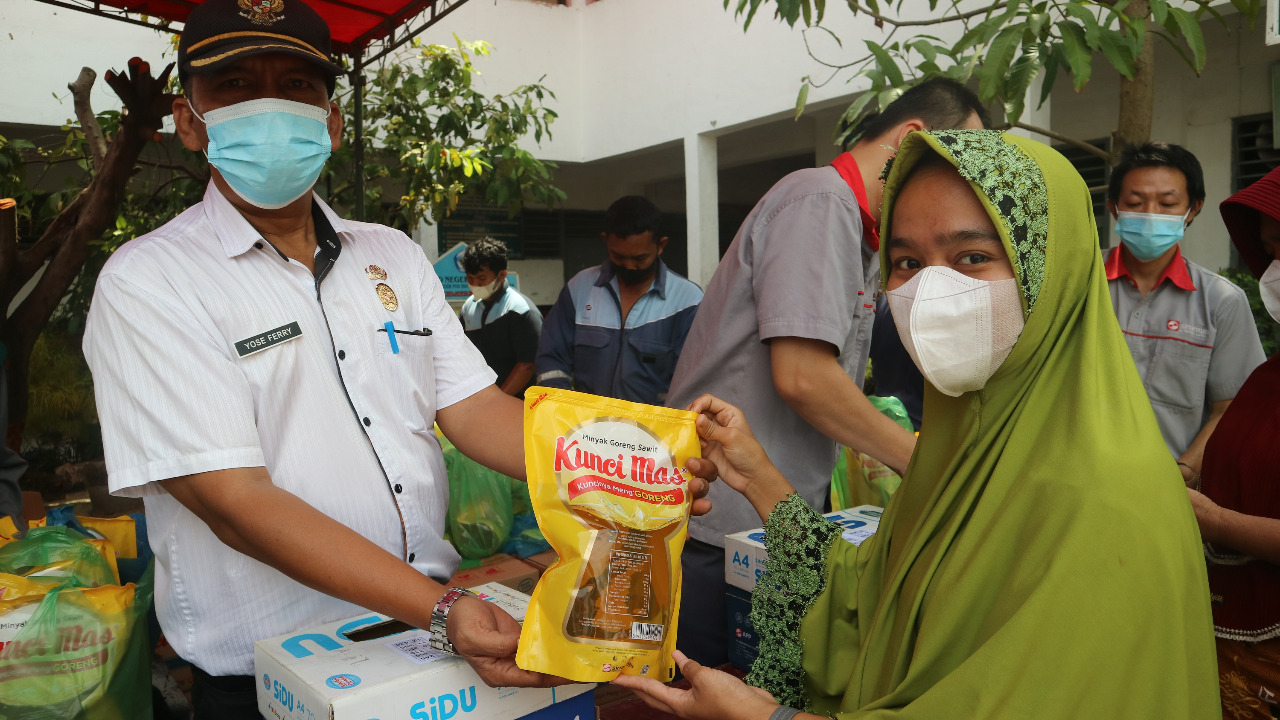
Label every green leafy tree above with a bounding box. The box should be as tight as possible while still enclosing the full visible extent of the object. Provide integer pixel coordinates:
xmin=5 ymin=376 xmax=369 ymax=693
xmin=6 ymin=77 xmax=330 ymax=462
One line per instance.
xmin=732 ymin=0 xmax=1261 ymax=162
xmin=324 ymin=37 xmax=564 ymax=227
xmin=1221 ymin=268 xmax=1280 ymax=356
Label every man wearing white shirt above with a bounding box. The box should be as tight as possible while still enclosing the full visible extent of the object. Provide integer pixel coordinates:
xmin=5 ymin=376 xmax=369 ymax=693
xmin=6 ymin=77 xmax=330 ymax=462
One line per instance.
xmin=82 ymin=2 xmax=711 ymax=717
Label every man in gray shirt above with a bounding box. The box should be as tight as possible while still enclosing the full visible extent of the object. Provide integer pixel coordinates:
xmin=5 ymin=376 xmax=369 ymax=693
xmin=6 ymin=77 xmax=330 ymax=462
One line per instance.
xmin=667 ymin=79 xmax=989 ymax=666
xmin=1105 ymin=142 xmax=1265 ymax=484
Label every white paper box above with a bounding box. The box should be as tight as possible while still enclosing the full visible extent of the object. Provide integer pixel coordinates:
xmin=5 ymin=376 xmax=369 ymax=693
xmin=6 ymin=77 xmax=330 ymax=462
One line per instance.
xmin=724 ymin=505 xmax=882 ymax=592
xmin=254 ymin=582 xmax=593 ymax=720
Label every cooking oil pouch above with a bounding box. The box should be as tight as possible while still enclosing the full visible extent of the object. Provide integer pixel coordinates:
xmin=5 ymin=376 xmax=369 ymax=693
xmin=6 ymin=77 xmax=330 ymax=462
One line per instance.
xmin=516 ymin=387 xmax=699 ymax=682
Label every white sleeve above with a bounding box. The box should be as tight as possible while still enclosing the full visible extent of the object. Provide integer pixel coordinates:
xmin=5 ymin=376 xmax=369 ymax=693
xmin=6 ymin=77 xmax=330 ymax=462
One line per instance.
xmin=83 ymin=272 xmax=265 ymax=497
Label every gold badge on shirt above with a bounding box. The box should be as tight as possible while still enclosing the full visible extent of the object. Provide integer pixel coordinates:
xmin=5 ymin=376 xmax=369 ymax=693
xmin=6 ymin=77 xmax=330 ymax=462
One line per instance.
xmin=366 ymin=264 xmax=387 ymax=280
xmin=376 ymin=283 xmax=399 ymax=312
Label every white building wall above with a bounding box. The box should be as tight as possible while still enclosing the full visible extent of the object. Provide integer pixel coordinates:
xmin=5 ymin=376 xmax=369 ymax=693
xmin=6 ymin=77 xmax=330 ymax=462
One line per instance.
xmin=0 ymin=3 xmax=174 ymax=128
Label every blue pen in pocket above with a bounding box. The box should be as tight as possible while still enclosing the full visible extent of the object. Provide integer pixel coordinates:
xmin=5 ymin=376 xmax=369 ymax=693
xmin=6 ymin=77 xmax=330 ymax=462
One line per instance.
xmin=383 ymin=321 xmax=399 ymax=354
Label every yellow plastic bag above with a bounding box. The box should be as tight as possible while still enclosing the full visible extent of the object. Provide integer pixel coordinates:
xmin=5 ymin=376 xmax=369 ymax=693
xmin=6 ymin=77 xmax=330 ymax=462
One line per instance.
xmin=77 ymin=517 xmax=138 ymax=560
xmin=516 ymin=387 xmax=699 ymax=682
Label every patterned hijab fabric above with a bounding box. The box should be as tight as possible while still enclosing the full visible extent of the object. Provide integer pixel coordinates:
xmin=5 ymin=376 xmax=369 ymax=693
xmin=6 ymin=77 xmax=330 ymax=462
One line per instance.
xmin=880 ymin=129 xmax=1049 ymax=314
xmin=798 ymin=131 xmax=1219 ymax=717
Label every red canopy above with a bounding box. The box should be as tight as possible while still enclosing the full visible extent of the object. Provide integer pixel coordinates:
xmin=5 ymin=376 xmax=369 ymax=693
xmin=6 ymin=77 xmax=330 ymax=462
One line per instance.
xmin=35 ymin=0 xmax=462 ymax=57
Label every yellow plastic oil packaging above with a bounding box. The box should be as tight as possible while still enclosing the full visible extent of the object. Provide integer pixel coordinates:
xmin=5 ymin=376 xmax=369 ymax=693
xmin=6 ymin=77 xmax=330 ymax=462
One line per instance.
xmin=516 ymin=387 xmax=699 ymax=682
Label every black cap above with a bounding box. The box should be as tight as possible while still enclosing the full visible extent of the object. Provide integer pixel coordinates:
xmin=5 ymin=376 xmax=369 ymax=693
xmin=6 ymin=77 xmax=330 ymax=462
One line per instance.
xmin=178 ymin=0 xmax=343 ymax=92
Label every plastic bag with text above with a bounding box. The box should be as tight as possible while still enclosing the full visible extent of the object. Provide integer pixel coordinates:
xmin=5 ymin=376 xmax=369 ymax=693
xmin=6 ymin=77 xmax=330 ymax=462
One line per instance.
xmin=0 ymin=563 xmax=153 ymax=719
xmin=516 ymin=387 xmax=698 ymax=683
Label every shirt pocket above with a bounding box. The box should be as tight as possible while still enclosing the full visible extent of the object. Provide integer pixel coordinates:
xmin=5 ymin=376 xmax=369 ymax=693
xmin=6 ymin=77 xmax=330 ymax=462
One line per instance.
xmin=627 ymin=334 xmax=677 ymax=403
xmin=572 ymin=325 xmax=614 ymax=390
xmin=1147 ymin=340 xmax=1211 ymax=414
xmin=376 ymin=330 xmax=438 ymax=433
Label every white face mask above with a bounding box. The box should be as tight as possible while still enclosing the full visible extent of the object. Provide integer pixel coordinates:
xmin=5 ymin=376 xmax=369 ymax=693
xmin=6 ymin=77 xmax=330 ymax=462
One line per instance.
xmin=468 ymin=276 xmax=504 ymax=302
xmin=887 ymin=266 xmax=1026 ymax=397
xmin=1260 ymin=259 xmax=1280 ymax=324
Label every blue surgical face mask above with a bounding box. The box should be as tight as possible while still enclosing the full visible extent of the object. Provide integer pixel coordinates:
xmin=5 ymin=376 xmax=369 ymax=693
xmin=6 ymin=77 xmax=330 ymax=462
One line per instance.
xmin=189 ymin=97 xmax=332 ymax=210
xmin=1114 ymin=210 xmax=1190 ymax=262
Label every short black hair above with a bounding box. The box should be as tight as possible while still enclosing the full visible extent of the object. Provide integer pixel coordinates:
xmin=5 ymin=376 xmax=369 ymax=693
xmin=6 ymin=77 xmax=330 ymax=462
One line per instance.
xmin=460 ymin=236 xmax=509 ymax=274
xmin=603 ymin=196 xmax=663 ymax=241
xmin=850 ymin=78 xmax=991 ymax=147
xmin=1108 ymin=142 xmax=1205 ymax=207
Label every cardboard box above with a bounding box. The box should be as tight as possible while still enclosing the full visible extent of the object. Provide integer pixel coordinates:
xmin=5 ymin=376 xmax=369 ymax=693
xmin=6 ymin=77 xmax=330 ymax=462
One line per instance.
xmin=724 ymin=505 xmax=882 ymax=592
xmin=449 ymin=553 xmax=539 ymax=595
xmin=255 ymin=582 xmax=594 ymax=720
xmin=725 ymin=586 xmax=759 ymax=672
xmin=522 ymin=550 xmax=559 ymax=575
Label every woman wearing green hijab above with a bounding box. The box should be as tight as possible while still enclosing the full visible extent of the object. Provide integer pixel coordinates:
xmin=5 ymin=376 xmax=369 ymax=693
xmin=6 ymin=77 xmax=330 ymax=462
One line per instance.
xmin=613 ymin=130 xmax=1218 ymax=718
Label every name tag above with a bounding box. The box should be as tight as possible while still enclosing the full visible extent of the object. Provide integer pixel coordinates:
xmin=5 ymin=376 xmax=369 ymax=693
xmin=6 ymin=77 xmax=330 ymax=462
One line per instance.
xmin=235 ymin=322 xmax=303 ymax=357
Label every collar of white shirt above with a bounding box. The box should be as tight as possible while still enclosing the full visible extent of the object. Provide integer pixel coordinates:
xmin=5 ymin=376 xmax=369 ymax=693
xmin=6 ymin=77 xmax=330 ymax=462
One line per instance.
xmin=202 ymin=182 xmax=353 ymax=258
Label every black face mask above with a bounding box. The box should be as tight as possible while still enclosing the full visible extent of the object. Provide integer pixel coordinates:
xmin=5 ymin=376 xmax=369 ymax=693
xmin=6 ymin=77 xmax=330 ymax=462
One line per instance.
xmin=611 ymin=260 xmax=657 ymax=286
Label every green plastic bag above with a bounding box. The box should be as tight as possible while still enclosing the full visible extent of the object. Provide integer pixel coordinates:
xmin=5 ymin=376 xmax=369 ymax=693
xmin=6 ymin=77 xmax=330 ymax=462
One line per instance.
xmin=0 ymin=526 xmax=118 ymax=589
xmin=0 ymin=563 xmax=154 ymax=719
xmin=831 ymin=396 xmax=914 ymax=510
xmin=440 ymin=435 xmax=514 ymax=559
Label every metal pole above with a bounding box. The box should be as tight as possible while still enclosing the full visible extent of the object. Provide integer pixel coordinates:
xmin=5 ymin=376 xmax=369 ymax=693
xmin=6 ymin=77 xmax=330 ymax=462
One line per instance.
xmin=352 ymin=54 xmax=366 ymax=221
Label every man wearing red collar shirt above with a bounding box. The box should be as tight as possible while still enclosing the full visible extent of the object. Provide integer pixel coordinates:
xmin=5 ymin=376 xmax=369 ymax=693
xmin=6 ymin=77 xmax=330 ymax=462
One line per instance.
xmin=1105 ymin=142 xmax=1265 ymax=486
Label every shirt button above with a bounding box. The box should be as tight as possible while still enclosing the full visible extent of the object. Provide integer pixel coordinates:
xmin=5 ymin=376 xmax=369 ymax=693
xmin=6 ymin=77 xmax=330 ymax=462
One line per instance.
xmin=338 ymin=350 xmax=346 ymax=360
xmin=255 ymin=242 xmax=263 ymax=250
xmin=408 ymin=553 xmax=416 ymax=563
xmin=363 ymin=417 xmax=372 ymax=427
xmin=394 ymin=484 xmax=403 ymax=494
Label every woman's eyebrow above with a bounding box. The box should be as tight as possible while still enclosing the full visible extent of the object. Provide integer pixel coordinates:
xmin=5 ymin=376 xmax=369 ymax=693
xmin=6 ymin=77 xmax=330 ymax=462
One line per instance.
xmin=940 ymin=228 xmax=1002 ymax=245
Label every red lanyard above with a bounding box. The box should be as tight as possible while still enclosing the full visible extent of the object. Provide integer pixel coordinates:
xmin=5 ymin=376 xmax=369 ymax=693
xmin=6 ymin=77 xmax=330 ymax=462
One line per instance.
xmin=830 ymin=152 xmax=880 ymax=251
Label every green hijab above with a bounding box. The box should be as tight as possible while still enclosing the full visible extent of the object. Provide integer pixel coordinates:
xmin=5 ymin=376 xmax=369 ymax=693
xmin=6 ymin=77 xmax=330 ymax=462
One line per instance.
xmin=798 ymin=131 xmax=1218 ymax=717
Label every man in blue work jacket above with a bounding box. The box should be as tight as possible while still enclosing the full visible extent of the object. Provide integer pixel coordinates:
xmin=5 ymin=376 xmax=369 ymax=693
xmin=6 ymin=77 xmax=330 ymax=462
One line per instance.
xmin=535 ymin=196 xmax=703 ymax=405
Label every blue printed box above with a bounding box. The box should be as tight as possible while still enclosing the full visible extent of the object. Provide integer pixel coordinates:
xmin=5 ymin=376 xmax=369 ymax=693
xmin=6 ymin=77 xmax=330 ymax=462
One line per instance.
xmin=724 ymin=505 xmax=882 ymax=592
xmin=254 ymin=582 xmax=593 ymax=720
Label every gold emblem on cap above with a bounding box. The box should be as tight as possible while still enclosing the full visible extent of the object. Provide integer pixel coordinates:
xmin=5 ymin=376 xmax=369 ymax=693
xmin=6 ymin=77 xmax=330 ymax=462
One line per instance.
xmin=366 ymin=264 xmax=387 ymax=280
xmin=238 ymin=0 xmax=286 ymax=27
xmin=376 ymin=283 xmax=399 ymax=312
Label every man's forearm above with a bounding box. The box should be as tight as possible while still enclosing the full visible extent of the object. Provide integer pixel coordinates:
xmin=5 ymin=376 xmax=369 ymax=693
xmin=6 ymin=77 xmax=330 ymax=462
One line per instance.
xmin=163 ymin=469 xmax=445 ymax=629
xmin=437 ymin=385 xmax=527 ymax=480
xmin=501 ymin=363 xmax=535 ymax=396
xmin=787 ymin=371 xmax=917 ymax=475
xmin=1180 ymin=399 xmax=1230 ymax=477
xmin=772 ymin=338 xmax=916 ymax=475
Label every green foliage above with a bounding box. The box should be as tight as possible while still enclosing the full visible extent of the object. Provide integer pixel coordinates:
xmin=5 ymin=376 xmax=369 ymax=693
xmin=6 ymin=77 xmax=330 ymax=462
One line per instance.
xmin=324 ymin=37 xmax=564 ymax=226
xmin=1221 ymin=268 xmax=1280 ymax=357
xmin=24 ymin=324 xmax=102 ymax=467
xmin=728 ymin=0 xmax=1258 ymax=147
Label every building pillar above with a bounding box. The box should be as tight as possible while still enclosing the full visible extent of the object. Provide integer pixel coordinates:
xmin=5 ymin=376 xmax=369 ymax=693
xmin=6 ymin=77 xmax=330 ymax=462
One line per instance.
xmin=684 ymin=132 xmax=719 ymax=288
xmin=415 ymin=220 xmax=440 ymax=264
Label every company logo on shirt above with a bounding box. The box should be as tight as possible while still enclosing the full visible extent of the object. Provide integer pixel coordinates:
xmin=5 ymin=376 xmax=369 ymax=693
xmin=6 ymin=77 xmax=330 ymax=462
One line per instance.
xmin=1166 ymin=319 xmax=1209 ymax=337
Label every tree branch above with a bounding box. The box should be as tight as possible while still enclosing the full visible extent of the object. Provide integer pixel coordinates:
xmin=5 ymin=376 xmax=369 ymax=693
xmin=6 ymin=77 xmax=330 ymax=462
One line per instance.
xmin=1002 ymin=121 xmax=1111 ymax=161
xmin=845 ymin=0 xmax=1009 ymax=27
xmin=68 ymin=68 xmax=107 ymax=172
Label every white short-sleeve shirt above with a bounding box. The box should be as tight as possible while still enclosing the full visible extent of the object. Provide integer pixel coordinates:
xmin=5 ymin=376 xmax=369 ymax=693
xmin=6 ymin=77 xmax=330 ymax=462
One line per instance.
xmin=83 ymin=183 xmax=495 ymax=675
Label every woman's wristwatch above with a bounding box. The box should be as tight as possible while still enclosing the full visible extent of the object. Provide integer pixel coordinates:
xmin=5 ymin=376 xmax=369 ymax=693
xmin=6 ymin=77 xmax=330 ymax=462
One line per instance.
xmin=429 ymin=586 xmax=478 ymax=655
